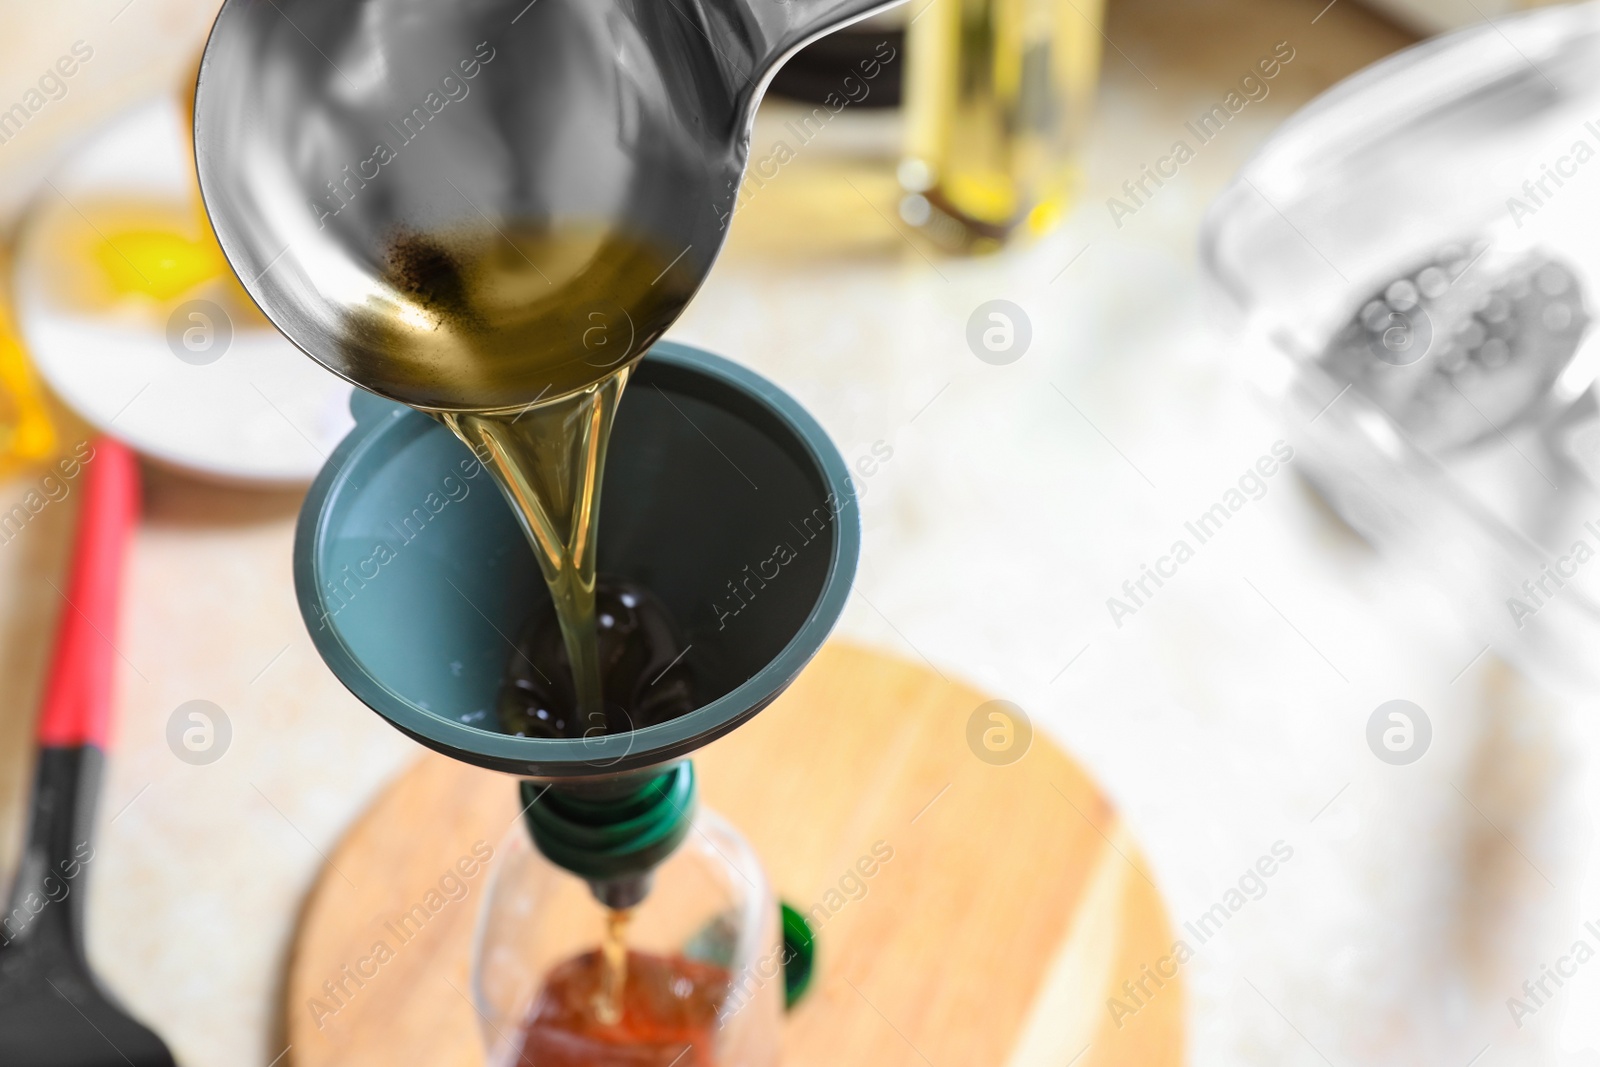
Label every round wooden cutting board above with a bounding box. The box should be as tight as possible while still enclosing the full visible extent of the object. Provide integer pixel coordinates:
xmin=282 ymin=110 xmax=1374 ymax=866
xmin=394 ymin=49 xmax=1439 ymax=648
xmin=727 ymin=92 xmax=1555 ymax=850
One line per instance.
xmin=284 ymin=643 xmax=1184 ymax=1066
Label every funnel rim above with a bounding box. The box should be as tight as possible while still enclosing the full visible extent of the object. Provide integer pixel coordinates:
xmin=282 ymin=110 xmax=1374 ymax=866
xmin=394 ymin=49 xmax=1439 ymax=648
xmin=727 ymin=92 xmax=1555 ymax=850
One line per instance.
xmin=294 ymin=341 xmax=859 ymax=779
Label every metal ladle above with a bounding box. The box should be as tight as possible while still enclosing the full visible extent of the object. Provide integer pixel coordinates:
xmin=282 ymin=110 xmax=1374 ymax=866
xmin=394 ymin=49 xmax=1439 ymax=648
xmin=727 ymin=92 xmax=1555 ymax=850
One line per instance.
xmin=193 ymin=0 xmax=899 ymax=411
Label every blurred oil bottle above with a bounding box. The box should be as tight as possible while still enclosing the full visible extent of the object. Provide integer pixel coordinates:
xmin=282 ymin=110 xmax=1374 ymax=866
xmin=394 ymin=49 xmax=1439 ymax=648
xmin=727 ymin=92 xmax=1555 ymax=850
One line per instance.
xmin=900 ymin=0 xmax=1105 ymax=252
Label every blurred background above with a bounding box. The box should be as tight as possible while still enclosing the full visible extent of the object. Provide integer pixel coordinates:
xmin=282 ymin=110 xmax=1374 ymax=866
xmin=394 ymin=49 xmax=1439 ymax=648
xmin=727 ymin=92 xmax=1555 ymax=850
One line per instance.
xmin=6 ymin=0 xmax=1600 ymax=1064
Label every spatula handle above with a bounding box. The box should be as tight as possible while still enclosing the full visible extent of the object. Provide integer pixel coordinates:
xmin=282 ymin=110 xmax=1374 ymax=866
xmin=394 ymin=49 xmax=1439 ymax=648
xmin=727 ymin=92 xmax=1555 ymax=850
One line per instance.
xmin=2 ymin=438 xmax=138 ymax=954
xmin=34 ymin=438 xmax=140 ymax=748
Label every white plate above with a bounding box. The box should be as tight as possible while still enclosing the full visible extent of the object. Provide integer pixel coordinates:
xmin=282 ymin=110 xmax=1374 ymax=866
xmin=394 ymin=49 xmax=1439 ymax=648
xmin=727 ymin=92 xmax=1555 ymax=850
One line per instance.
xmin=12 ymin=96 xmax=353 ymax=487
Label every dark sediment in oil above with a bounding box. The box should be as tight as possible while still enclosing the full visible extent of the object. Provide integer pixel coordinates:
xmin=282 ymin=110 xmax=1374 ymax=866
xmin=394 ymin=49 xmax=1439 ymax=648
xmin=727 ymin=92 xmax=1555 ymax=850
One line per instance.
xmin=497 ymin=576 xmax=697 ymax=738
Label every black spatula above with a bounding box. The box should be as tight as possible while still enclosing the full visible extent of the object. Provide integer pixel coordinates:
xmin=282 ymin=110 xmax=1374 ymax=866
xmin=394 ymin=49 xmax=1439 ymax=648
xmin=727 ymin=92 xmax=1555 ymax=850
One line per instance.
xmin=0 ymin=437 xmax=174 ymax=1066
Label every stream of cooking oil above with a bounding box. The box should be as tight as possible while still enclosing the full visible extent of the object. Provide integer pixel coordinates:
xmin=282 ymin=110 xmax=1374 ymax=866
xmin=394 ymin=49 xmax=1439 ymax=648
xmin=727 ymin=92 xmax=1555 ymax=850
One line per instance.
xmin=353 ymin=224 xmax=692 ymax=724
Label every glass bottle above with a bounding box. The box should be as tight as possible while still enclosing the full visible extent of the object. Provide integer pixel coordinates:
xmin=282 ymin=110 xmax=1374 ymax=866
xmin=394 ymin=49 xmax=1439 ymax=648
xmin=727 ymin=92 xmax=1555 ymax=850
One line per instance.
xmin=472 ymin=806 xmax=783 ymax=1067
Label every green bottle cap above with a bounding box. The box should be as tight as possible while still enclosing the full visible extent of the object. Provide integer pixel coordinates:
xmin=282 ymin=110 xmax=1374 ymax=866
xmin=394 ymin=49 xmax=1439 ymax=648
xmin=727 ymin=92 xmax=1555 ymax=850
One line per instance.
xmin=781 ymin=902 xmax=816 ymax=1009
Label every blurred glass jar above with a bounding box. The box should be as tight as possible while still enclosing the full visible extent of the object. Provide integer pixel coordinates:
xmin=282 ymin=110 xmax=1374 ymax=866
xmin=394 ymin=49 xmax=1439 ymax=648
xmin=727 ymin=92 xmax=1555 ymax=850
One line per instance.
xmin=472 ymin=807 xmax=782 ymax=1067
xmin=1201 ymin=2 xmax=1600 ymax=697
xmin=900 ymin=0 xmax=1105 ymax=252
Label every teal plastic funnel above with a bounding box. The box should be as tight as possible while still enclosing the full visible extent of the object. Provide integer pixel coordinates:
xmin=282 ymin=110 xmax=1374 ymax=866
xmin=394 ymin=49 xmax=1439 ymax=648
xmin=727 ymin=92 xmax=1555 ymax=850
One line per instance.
xmin=293 ymin=342 xmax=859 ymax=787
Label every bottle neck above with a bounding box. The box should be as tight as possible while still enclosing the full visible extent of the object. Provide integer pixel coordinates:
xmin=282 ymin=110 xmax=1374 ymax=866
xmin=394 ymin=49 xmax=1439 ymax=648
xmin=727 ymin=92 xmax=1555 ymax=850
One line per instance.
xmin=521 ymin=761 xmax=697 ymax=908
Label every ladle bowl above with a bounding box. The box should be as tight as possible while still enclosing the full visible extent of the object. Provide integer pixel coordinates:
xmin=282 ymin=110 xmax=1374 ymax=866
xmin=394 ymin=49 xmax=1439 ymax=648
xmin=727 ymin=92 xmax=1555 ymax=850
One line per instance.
xmin=294 ymin=342 xmax=859 ymax=784
xmin=194 ymin=0 xmax=901 ymax=411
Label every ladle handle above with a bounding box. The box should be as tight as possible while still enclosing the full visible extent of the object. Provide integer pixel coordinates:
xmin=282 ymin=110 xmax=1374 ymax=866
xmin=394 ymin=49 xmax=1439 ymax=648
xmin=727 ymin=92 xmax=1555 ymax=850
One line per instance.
xmin=732 ymin=0 xmax=908 ymax=117
xmin=755 ymin=0 xmax=908 ymax=70
xmin=35 ymin=437 xmax=140 ymax=748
